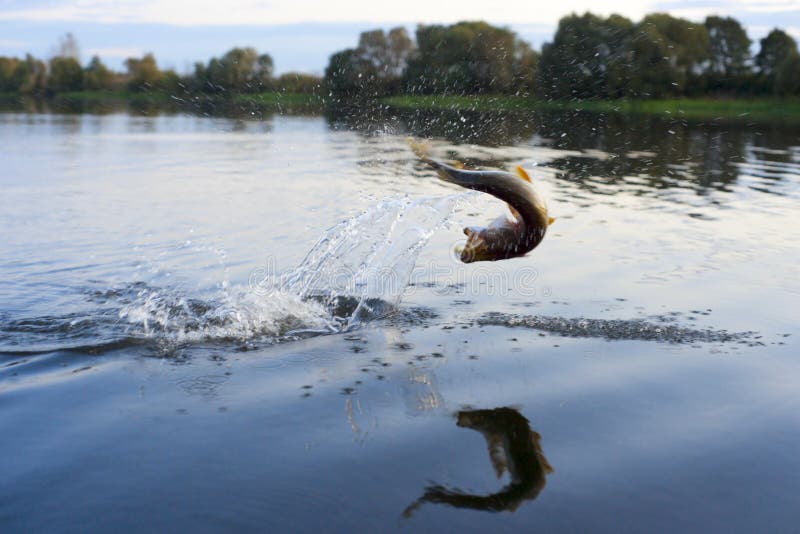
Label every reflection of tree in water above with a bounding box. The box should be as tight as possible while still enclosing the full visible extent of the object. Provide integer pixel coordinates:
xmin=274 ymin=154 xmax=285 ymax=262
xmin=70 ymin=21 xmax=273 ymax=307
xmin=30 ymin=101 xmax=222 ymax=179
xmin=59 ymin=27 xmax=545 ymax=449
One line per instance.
xmin=7 ymin=96 xmax=795 ymax=198
xmin=0 ymin=94 xmax=321 ymax=121
xmin=325 ymin=105 xmax=537 ymax=147
xmin=329 ymin=105 xmax=799 ymax=198
xmin=0 ymin=95 xmax=123 ymax=115
xmin=752 ymin=124 xmax=800 ymax=164
xmin=536 ymin=110 xmax=783 ymax=196
xmin=404 ymin=407 xmax=552 ymax=517
xmin=399 ymin=109 xmax=538 ymax=147
xmin=744 ymin=124 xmax=800 ymax=195
xmin=694 ymin=129 xmax=743 ymax=190
xmin=187 ymin=98 xmax=322 ymax=120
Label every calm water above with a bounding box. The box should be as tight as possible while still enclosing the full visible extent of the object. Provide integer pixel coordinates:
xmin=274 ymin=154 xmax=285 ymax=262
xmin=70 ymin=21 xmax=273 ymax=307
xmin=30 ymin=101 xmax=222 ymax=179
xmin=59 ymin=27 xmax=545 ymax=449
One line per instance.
xmin=1 ymin=106 xmax=799 ymax=532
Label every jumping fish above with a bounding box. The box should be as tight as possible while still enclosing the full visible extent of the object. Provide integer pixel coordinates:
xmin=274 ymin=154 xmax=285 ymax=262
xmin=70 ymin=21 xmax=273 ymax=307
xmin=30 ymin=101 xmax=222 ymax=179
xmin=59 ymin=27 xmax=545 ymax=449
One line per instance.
xmin=409 ymin=140 xmax=554 ymax=263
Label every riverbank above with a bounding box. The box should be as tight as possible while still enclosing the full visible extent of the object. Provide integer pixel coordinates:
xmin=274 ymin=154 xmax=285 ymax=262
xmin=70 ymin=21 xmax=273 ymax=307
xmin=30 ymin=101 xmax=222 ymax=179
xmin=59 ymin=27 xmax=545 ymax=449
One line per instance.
xmin=50 ymin=90 xmax=325 ymax=109
xmin=0 ymin=90 xmax=325 ymax=115
xmin=383 ymin=95 xmax=800 ymax=122
xmin=3 ymin=91 xmax=797 ymax=122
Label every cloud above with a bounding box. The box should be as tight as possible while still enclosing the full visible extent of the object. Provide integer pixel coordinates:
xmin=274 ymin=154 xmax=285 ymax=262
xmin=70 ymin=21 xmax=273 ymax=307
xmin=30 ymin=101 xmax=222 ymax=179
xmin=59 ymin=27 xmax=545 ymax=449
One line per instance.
xmin=84 ymin=46 xmax=143 ymax=59
xmin=0 ymin=38 xmax=29 ymax=48
xmin=663 ymin=7 xmax=720 ymax=20
xmin=1 ymin=0 xmax=796 ymax=27
xmin=0 ymin=0 xmax=654 ymax=26
xmin=2 ymin=0 xmax=797 ymax=74
xmin=741 ymin=0 xmax=800 ymax=13
xmin=653 ymin=0 xmax=800 ymax=18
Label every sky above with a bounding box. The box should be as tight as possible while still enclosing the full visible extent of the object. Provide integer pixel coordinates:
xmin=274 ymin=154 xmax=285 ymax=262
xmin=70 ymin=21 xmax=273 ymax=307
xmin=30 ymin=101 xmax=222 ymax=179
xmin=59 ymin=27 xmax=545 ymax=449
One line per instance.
xmin=0 ymin=0 xmax=798 ymax=74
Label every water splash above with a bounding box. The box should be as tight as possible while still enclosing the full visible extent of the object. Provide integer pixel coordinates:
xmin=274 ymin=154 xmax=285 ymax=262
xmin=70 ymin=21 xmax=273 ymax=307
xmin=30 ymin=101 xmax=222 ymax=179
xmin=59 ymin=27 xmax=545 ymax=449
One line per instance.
xmin=280 ymin=194 xmax=467 ymax=325
xmin=1 ymin=194 xmax=465 ymax=354
xmin=114 ymin=193 xmax=466 ymax=346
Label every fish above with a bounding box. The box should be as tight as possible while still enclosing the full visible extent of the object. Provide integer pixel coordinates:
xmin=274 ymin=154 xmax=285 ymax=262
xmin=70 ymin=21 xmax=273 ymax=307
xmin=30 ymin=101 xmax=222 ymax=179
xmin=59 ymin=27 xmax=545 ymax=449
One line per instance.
xmin=403 ymin=407 xmax=552 ymax=516
xmin=409 ymin=139 xmax=554 ymax=263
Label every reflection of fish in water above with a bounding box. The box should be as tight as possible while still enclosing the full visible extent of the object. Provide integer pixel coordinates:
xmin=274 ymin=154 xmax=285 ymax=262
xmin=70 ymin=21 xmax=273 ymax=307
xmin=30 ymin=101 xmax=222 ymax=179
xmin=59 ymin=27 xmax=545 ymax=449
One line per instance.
xmin=403 ymin=407 xmax=553 ymax=516
xmin=409 ymin=140 xmax=555 ymax=263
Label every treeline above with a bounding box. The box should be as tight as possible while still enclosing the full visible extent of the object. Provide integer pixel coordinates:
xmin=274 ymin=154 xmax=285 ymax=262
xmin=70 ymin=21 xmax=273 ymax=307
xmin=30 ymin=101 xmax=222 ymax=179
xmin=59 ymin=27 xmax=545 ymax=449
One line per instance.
xmin=536 ymin=13 xmax=800 ymax=98
xmin=325 ymin=22 xmax=537 ymax=97
xmin=2 ymin=14 xmax=800 ymax=101
xmin=0 ymin=33 xmax=323 ymax=96
xmin=325 ymin=14 xmax=800 ymax=99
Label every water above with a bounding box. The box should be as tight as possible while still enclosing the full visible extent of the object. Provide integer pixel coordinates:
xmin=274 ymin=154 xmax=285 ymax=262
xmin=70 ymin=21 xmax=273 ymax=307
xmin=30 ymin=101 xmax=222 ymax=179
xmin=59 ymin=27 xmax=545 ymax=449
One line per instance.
xmin=1 ymin=107 xmax=799 ymax=532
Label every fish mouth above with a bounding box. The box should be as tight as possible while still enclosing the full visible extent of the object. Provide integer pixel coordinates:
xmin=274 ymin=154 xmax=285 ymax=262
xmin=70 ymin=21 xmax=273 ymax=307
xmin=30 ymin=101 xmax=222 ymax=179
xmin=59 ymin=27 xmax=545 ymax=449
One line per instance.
xmin=453 ymin=244 xmax=476 ymax=264
xmin=457 ymin=243 xmax=493 ymax=264
xmin=454 ymin=235 xmax=478 ymax=263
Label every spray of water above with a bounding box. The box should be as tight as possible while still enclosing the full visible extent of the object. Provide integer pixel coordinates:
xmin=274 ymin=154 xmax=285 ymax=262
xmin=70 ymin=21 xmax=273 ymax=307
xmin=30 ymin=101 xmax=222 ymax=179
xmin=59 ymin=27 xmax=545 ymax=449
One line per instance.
xmin=116 ymin=193 xmax=467 ymax=345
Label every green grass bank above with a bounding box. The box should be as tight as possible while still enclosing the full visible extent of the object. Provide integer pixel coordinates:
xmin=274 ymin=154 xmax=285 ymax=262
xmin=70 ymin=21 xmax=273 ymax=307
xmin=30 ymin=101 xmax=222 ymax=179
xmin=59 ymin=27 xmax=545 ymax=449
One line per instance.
xmin=382 ymin=95 xmax=800 ymax=121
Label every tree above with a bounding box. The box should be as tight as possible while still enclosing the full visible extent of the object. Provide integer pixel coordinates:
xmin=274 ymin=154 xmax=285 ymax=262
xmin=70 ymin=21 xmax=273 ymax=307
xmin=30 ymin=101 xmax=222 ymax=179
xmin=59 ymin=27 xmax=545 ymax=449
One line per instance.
xmin=14 ymin=55 xmax=47 ymax=94
xmin=386 ymin=27 xmax=414 ymax=77
xmin=756 ymin=29 xmax=798 ymax=93
xmin=640 ymin=13 xmax=711 ymax=94
xmin=537 ymin=13 xmax=634 ymax=100
xmin=511 ymin=39 xmax=539 ymax=94
xmin=220 ymin=47 xmax=270 ymax=92
xmin=756 ymin=29 xmax=798 ymax=76
xmin=619 ymin=24 xmax=675 ymax=98
xmin=0 ymin=57 xmax=20 ymax=92
xmin=57 ymin=32 xmax=81 ymax=61
xmin=158 ymin=69 xmax=181 ymax=93
xmin=704 ymin=16 xmax=751 ymax=93
xmin=775 ymin=53 xmax=800 ymax=95
xmin=404 ymin=21 xmax=532 ymax=95
xmin=460 ymin=21 xmax=517 ymax=93
xmin=357 ymin=27 xmax=414 ymax=84
xmin=221 ymin=47 xmax=257 ymax=92
xmin=705 ymin=16 xmax=750 ymax=75
xmin=358 ymin=30 xmax=390 ymax=75
xmin=275 ymin=72 xmax=322 ymax=94
xmin=125 ymin=53 xmax=162 ymax=91
xmin=324 ymin=48 xmax=379 ymax=98
xmin=48 ymin=56 xmax=83 ymax=93
xmin=255 ymin=54 xmax=273 ymax=90
xmin=193 ymin=48 xmax=273 ymax=93
xmin=324 ymin=27 xmax=414 ymax=97
xmin=404 ymin=24 xmax=458 ymax=94
xmin=83 ymin=56 xmax=114 ymax=90
xmin=193 ymin=58 xmax=218 ymax=92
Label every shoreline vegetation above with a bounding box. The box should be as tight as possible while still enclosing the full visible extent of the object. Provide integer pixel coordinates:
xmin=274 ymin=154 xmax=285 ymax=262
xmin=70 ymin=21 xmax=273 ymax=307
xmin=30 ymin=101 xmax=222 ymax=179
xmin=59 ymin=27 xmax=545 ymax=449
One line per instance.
xmin=3 ymin=11 xmax=800 ymax=122
xmin=382 ymin=94 xmax=800 ymax=121
xmin=3 ymin=90 xmax=799 ymax=123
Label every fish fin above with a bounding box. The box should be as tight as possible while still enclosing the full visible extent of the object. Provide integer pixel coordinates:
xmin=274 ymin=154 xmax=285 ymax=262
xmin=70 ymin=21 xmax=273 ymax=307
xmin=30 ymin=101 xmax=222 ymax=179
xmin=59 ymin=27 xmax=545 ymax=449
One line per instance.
xmin=514 ymin=165 xmax=532 ymax=183
xmin=507 ymin=204 xmax=522 ymax=222
xmin=406 ymin=137 xmax=430 ymax=159
xmin=548 ymin=217 xmax=556 ymax=225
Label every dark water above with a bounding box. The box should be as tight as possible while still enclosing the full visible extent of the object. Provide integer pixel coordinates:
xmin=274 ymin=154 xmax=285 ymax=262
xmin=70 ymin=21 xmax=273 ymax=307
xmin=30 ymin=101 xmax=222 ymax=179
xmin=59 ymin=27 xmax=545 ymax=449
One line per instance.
xmin=1 ymin=105 xmax=799 ymax=532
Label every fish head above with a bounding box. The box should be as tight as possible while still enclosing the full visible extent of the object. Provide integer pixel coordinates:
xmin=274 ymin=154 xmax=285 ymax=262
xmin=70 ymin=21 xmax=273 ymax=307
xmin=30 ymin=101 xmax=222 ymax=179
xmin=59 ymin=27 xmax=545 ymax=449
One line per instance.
xmin=456 ymin=224 xmax=524 ymax=263
xmin=456 ymin=227 xmax=494 ymax=263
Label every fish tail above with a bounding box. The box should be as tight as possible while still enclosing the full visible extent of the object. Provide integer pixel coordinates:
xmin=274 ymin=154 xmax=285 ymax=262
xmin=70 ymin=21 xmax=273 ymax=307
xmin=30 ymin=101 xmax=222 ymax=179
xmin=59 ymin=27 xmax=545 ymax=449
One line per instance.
xmin=406 ymin=137 xmax=430 ymax=160
xmin=407 ymin=138 xmax=462 ymax=183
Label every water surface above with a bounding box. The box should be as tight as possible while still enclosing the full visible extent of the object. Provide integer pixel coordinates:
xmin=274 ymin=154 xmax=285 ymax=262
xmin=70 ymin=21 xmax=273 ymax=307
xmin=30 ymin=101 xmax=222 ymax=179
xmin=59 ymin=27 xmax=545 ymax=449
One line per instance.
xmin=1 ymin=107 xmax=799 ymax=532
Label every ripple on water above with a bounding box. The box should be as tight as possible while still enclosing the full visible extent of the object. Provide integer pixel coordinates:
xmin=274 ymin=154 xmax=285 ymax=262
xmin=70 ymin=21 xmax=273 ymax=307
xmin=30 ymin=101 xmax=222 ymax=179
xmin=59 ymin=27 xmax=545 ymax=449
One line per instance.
xmin=477 ymin=312 xmax=759 ymax=345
